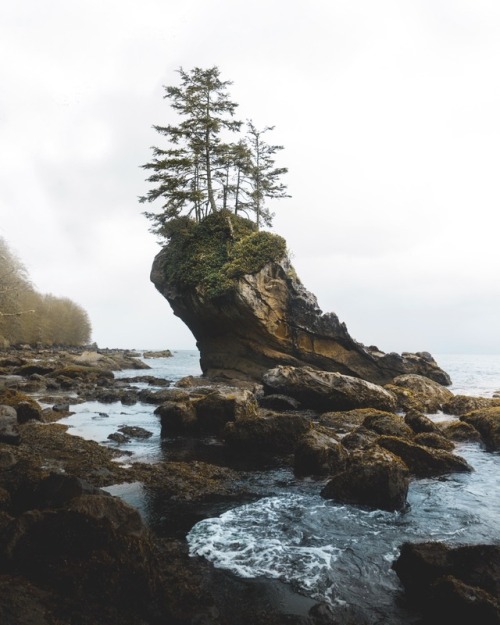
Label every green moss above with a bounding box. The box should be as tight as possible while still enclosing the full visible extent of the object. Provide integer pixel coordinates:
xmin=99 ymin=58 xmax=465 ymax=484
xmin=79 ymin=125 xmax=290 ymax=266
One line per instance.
xmin=161 ymin=211 xmax=288 ymax=299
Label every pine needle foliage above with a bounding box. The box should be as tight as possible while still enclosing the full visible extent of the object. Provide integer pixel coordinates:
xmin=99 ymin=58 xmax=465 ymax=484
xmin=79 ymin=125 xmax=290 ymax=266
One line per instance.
xmin=140 ymin=66 xmax=290 ymax=235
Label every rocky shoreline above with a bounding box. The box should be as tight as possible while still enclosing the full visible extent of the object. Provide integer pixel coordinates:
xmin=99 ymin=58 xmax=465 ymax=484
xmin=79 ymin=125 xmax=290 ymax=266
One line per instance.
xmin=0 ymin=346 xmax=499 ymax=624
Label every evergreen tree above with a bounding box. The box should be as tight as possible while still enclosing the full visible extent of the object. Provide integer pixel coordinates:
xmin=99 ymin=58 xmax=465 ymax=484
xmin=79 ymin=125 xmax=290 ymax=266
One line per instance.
xmin=140 ymin=66 xmax=242 ymax=231
xmin=140 ymin=67 xmax=290 ymax=236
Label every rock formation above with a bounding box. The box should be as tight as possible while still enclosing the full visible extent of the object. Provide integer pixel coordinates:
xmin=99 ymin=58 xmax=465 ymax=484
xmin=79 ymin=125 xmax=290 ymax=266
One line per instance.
xmin=151 ymin=213 xmax=450 ymax=385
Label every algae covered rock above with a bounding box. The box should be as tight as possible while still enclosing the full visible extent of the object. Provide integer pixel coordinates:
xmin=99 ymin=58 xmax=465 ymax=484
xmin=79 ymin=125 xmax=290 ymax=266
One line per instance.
xmin=151 ymin=211 xmax=451 ymax=385
xmin=321 ymin=446 xmax=410 ymax=511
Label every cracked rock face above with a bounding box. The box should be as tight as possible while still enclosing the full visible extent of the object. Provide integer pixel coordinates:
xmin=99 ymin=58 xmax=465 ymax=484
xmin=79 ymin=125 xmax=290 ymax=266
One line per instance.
xmin=151 ymin=252 xmax=451 ymax=386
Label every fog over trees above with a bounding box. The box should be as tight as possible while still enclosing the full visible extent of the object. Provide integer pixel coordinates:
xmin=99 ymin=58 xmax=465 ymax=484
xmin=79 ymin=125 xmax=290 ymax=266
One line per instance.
xmin=0 ymin=237 xmax=92 ymax=346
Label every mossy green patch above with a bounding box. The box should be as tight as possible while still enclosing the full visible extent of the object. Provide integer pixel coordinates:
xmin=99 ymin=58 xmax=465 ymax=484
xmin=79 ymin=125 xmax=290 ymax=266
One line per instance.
xmin=160 ymin=211 xmax=287 ymax=299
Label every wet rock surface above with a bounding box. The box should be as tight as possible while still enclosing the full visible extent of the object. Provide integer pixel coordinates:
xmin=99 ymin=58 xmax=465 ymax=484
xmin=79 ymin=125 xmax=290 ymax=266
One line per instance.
xmin=0 ymin=346 xmax=498 ymax=625
xmin=393 ymin=542 xmax=500 ymax=625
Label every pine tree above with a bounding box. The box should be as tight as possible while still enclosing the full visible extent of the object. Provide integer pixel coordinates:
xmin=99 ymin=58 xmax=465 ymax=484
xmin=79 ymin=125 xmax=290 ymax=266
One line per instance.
xmin=140 ymin=67 xmax=242 ymax=231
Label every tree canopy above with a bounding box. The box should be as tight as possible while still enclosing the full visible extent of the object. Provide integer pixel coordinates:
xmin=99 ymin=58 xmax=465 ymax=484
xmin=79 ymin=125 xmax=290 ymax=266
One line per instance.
xmin=140 ymin=66 xmax=290 ymax=236
xmin=0 ymin=237 xmax=92 ymax=347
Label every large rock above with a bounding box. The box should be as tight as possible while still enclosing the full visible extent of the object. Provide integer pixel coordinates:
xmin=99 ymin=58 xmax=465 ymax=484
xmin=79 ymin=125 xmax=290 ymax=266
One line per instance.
xmin=321 ymin=446 xmax=410 ymax=511
xmin=223 ymin=412 xmax=311 ymax=454
xmin=443 ymin=394 xmax=500 ymax=416
xmin=262 ymin=365 xmax=398 ymax=412
xmin=294 ymin=426 xmax=348 ymax=476
xmin=151 ymin=215 xmax=450 ymax=385
xmin=389 ymin=374 xmax=454 ymax=413
xmin=461 ymin=407 xmax=500 ymax=451
xmin=393 ymin=542 xmax=500 ymax=625
xmin=378 ymin=435 xmax=473 ymax=477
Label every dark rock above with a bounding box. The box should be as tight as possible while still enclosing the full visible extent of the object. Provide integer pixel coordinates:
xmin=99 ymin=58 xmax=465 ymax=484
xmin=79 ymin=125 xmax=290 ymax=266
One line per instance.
xmin=404 ymin=409 xmax=441 ymax=434
xmin=341 ymin=426 xmax=380 ymax=450
xmin=224 ymin=412 xmax=311 ymax=454
xmin=362 ymin=411 xmax=414 ymax=439
xmin=319 ymin=408 xmax=385 ymax=435
xmin=20 ymin=473 xmax=101 ymax=511
xmin=461 ymin=407 xmax=500 ymax=451
xmin=413 ymin=432 xmax=455 ymax=450
xmin=258 ymin=393 xmax=301 ymax=411
xmin=439 ymin=419 xmax=482 ymax=443
xmin=263 ymin=365 xmax=397 ymax=412
xmin=195 ymin=388 xmax=258 ymax=434
xmin=156 ymin=400 xmax=198 ymax=435
xmin=378 ymin=435 xmax=473 ymax=477
xmin=294 ymin=426 xmax=348 ymax=476
xmin=137 ymin=388 xmax=175 ymax=405
xmin=118 ymin=426 xmax=152 ymax=439
xmin=107 ymin=432 xmax=130 ymax=444
xmin=321 ymin=446 xmax=409 ymax=511
xmin=16 ymin=401 xmax=43 ymax=424
xmin=393 ymin=542 xmax=500 ymax=625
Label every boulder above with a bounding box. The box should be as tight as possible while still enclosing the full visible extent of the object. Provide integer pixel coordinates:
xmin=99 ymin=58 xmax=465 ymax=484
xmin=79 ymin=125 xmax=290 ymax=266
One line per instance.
xmin=393 ymin=542 xmax=500 ymax=625
xmin=0 ymin=496 xmax=162 ymax=618
xmin=413 ymin=432 xmax=455 ymax=451
xmin=151 ymin=213 xmax=451 ymax=385
xmin=389 ymin=374 xmax=454 ymax=413
xmin=461 ymin=407 xmax=500 ymax=451
xmin=377 ymin=436 xmax=473 ymax=477
xmin=195 ymin=388 xmax=258 ymax=434
xmin=294 ymin=426 xmax=348 ymax=476
xmin=156 ymin=401 xmax=198 ymax=435
xmin=262 ymin=365 xmax=397 ymax=412
xmin=319 ymin=408 xmax=384 ymax=435
xmin=16 ymin=400 xmax=43 ymax=424
xmin=118 ymin=426 xmax=152 ymax=439
xmin=138 ymin=388 xmax=175 ymax=404
xmin=404 ymin=409 xmax=441 ymax=435
xmin=439 ymin=420 xmax=482 ymax=443
xmin=321 ymin=446 xmax=409 ymax=511
xmin=340 ymin=426 xmax=380 ymax=451
xmin=362 ymin=411 xmax=414 ymax=439
xmin=0 ymin=405 xmax=20 ymax=445
xmin=443 ymin=394 xmax=500 ymax=416
xmin=223 ymin=412 xmax=311 ymax=454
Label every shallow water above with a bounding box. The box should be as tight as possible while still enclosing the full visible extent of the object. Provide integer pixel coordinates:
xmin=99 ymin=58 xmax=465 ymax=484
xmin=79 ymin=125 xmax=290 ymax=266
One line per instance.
xmin=58 ymin=350 xmax=500 ymax=623
xmin=187 ymin=443 xmax=500 ymax=619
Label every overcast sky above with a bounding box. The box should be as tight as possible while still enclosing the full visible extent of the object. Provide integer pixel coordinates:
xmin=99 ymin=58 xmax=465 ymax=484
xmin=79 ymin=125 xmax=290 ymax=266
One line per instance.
xmin=1 ymin=0 xmax=499 ymax=354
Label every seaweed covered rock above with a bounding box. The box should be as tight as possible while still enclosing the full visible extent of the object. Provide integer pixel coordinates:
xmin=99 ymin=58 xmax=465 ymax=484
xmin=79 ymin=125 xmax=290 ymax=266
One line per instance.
xmin=377 ymin=436 xmax=472 ymax=478
xmin=151 ymin=212 xmax=451 ymax=385
xmin=461 ymin=407 xmax=500 ymax=451
xmin=321 ymin=446 xmax=409 ymax=511
xmin=393 ymin=542 xmax=500 ymax=625
xmin=294 ymin=426 xmax=348 ymax=476
xmin=390 ymin=374 xmax=454 ymax=413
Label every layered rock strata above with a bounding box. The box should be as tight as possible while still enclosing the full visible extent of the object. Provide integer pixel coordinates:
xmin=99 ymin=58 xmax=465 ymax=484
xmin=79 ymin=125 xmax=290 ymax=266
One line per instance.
xmin=152 ymin=253 xmax=450 ymax=385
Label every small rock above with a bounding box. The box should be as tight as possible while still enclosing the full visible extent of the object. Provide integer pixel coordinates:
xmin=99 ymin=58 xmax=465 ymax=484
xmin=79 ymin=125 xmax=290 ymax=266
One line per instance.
xmin=107 ymin=432 xmax=130 ymax=444
xmin=118 ymin=426 xmax=152 ymax=439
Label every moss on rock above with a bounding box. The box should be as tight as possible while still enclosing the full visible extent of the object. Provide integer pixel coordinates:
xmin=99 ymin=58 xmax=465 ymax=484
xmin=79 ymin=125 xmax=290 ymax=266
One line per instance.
xmin=160 ymin=211 xmax=287 ymax=299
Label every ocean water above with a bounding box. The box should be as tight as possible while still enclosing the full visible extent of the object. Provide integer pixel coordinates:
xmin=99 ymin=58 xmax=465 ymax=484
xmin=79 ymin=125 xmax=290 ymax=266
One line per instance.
xmin=58 ymin=351 xmax=500 ymax=623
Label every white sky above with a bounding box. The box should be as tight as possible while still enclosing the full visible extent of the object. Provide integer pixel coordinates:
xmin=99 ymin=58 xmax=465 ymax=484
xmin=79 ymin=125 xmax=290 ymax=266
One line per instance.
xmin=1 ymin=0 xmax=499 ymax=353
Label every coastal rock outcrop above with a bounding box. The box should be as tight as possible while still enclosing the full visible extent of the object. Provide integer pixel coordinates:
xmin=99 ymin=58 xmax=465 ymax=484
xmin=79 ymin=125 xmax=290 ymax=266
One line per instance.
xmin=262 ymin=365 xmax=398 ymax=412
xmin=151 ymin=212 xmax=451 ymax=385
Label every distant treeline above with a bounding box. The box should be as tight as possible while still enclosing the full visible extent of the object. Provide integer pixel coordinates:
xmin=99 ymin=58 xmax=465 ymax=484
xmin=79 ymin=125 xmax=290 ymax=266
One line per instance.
xmin=0 ymin=237 xmax=92 ymax=347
